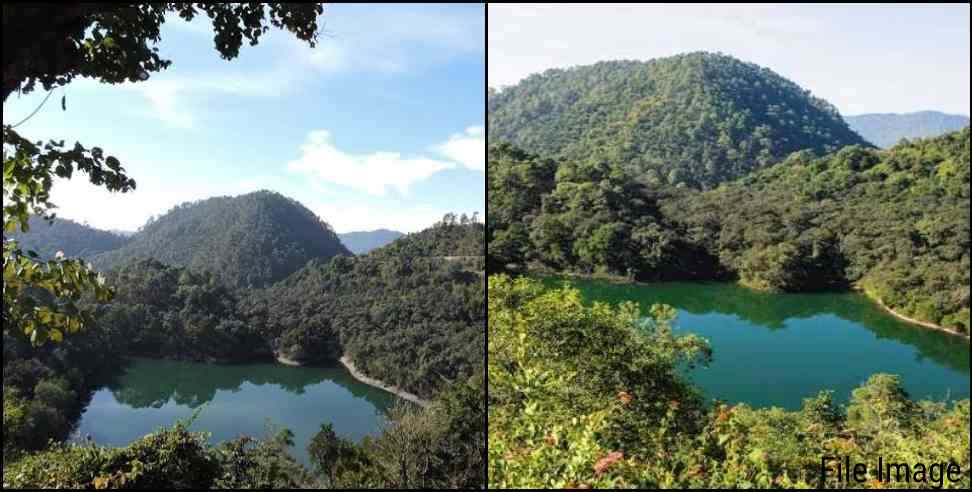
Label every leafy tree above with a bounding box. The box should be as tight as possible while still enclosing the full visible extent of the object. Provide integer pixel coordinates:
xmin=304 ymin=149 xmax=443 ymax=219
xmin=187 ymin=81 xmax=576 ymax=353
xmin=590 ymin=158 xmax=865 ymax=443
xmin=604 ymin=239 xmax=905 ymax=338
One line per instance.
xmin=487 ymin=275 xmax=971 ymax=489
xmin=308 ymin=423 xmax=359 ymax=487
xmin=3 ymin=3 xmax=326 ymax=345
xmin=2 ymin=4 xmax=324 ymax=102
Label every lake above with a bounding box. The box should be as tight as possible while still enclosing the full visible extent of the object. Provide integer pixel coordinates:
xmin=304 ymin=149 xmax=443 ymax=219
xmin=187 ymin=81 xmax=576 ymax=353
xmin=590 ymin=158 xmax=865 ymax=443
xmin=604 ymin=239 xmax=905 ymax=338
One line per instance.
xmin=74 ymin=358 xmax=401 ymax=466
xmin=541 ymin=276 xmax=970 ymax=409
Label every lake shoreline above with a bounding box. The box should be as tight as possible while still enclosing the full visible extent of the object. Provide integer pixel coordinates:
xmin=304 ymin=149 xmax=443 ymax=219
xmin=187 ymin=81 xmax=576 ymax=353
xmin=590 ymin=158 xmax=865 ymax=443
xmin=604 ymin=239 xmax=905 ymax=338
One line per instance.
xmin=530 ymin=270 xmax=970 ymax=343
xmin=339 ymin=356 xmax=430 ymax=408
xmin=869 ymin=296 xmax=970 ymax=342
xmin=272 ymin=352 xmax=433 ymax=404
xmin=275 ymin=354 xmax=302 ymax=366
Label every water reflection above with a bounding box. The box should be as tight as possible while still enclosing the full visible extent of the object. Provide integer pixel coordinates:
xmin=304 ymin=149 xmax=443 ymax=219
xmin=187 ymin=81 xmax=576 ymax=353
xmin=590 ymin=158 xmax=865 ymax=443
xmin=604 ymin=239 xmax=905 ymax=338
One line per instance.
xmin=76 ymin=358 xmax=400 ymax=466
xmin=105 ymin=357 xmax=394 ymax=410
xmin=543 ymin=277 xmax=970 ymax=374
xmin=540 ymin=276 xmax=970 ymax=408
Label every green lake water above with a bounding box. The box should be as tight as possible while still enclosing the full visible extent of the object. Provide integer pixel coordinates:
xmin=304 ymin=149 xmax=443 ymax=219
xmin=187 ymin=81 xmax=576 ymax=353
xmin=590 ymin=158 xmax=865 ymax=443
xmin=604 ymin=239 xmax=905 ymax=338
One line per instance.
xmin=541 ymin=277 xmax=970 ymax=409
xmin=74 ymin=358 xmax=400 ymax=466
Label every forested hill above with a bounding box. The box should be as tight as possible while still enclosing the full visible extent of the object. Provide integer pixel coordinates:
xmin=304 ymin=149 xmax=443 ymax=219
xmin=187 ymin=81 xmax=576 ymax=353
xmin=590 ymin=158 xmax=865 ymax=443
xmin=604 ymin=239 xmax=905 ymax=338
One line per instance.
xmin=669 ymin=128 xmax=970 ymax=332
xmin=6 ymin=215 xmax=129 ymax=259
xmin=246 ymin=219 xmax=486 ymax=399
xmin=488 ymin=52 xmax=869 ymax=189
xmin=375 ymin=213 xmax=484 ymax=258
xmin=91 ymin=190 xmax=349 ymax=288
xmin=845 ymin=111 xmax=970 ymax=148
xmin=488 ymin=128 xmax=971 ymax=335
xmin=338 ymin=229 xmax=404 ymax=254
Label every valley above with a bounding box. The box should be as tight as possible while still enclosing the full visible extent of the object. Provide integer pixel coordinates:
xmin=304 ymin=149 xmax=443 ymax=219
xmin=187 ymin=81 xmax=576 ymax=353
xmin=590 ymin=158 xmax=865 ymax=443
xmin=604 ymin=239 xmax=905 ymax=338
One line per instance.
xmin=486 ymin=24 xmax=969 ymax=488
xmin=4 ymin=192 xmax=486 ymax=489
xmin=2 ymin=4 xmax=486 ymax=489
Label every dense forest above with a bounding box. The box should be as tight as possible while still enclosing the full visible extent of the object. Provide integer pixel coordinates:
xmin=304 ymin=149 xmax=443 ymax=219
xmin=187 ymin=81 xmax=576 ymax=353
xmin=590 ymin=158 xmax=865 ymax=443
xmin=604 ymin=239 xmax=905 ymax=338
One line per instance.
xmin=247 ymin=217 xmax=486 ymax=399
xmin=488 ymin=52 xmax=869 ymax=189
xmin=92 ymin=191 xmax=350 ymax=288
xmin=488 ymin=128 xmax=970 ymax=335
xmin=8 ymin=215 xmax=129 ymax=259
xmin=488 ymin=275 xmax=970 ymax=488
xmin=846 ymin=111 xmax=971 ymax=148
xmin=338 ymin=229 xmax=404 ymax=255
xmin=4 ymin=213 xmax=486 ymax=488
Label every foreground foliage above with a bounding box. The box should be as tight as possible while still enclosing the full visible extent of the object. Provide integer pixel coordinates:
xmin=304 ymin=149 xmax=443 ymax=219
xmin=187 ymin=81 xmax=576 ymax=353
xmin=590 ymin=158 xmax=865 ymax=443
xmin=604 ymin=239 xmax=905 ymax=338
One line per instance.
xmin=487 ymin=275 xmax=971 ymax=489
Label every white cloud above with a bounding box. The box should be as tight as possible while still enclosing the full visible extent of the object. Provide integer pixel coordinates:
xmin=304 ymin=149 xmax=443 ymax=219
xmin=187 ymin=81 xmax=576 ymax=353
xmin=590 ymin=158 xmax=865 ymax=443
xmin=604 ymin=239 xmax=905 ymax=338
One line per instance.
xmin=122 ymin=68 xmax=294 ymax=128
xmin=433 ymin=126 xmax=485 ymax=172
xmin=48 ymin=175 xmax=203 ymax=232
xmin=287 ymin=130 xmax=456 ymax=196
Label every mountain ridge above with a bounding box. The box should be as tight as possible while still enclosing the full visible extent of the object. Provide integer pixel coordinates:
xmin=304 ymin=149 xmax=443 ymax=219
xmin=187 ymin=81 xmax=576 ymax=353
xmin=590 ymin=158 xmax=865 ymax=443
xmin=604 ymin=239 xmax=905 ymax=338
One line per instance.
xmin=488 ymin=51 xmax=870 ymax=189
xmin=338 ymin=229 xmax=405 ymax=255
xmin=845 ymin=110 xmax=970 ymax=148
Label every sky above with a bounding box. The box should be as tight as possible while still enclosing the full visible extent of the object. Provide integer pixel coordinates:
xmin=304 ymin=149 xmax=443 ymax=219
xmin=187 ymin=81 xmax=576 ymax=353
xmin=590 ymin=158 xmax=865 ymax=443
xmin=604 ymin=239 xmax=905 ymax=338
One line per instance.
xmin=3 ymin=4 xmax=485 ymax=233
xmin=489 ymin=4 xmax=971 ymax=116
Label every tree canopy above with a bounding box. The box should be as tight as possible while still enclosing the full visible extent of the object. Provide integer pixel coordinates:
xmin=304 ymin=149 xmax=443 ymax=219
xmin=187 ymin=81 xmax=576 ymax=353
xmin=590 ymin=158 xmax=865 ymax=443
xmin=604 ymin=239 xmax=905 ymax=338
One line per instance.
xmin=488 ymin=52 xmax=869 ymax=189
xmin=92 ymin=190 xmax=350 ymax=288
xmin=488 ymin=128 xmax=971 ymax=334
xmin=2 ymin=3 xmax=324 ymax=102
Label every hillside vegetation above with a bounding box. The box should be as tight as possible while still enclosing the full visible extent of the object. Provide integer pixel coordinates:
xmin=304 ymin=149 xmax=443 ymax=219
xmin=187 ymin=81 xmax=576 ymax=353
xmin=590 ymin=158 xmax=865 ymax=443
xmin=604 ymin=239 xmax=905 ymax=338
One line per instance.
xmin=488 ymin=128 xmax=971 ymax=335
xmin=488 ymin=52 xmax=869 ymax=189
xmin=92 ymin=191 xmax=350 ymax=288
xmin=248 ymin=218 xmax=485 ymax=399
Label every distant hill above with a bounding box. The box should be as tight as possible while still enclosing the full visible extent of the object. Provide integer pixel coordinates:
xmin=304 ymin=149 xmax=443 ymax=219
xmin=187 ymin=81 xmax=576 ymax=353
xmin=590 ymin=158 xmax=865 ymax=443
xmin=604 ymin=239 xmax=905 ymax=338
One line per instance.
xmin=6 ymin=215 xmax=129 ymax=259
xmin=339 ymin=229 xmax=404 ymax=255
xmin=488 ymin=51 xmax=869 ymax=189
xmin=845 ymin=111 xmax=970 ymax=148
xmin=92 ymin=190 xmax=350 ymax=288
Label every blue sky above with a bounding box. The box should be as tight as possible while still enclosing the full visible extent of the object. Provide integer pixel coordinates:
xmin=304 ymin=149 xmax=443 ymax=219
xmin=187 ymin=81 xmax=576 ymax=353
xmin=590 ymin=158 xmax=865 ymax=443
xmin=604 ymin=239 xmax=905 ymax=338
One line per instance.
xmin=489 ymin=4 xmax=970 ymax=116
xmin=3 ymin=4 xmax=485 ymax=233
